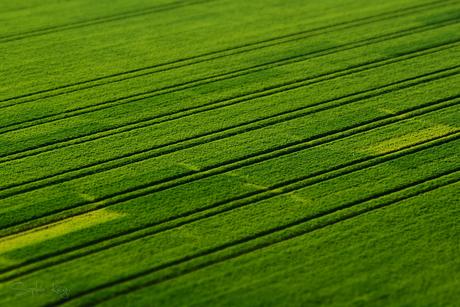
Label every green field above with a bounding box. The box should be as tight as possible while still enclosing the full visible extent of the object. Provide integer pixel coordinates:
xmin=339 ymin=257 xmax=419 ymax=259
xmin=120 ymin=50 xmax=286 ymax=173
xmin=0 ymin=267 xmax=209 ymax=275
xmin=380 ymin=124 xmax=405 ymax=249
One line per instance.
xmin=1 ymin=0 xmax=459 ymax=306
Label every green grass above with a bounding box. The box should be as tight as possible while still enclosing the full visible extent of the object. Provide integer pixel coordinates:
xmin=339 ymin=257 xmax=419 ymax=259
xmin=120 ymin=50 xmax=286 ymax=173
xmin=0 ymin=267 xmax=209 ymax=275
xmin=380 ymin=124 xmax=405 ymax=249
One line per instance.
xmin=0 ymin=0 xmax=459 ymax=306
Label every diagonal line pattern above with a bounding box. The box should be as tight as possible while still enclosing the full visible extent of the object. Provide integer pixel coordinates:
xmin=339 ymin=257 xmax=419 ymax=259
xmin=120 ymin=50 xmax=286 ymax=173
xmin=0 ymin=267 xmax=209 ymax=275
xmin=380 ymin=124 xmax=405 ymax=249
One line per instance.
xmin=42 ymin=167 xmax=460 ymax=307
xmin=0 ymin=0 xmax=457 ymax=107
xmin=1 ymin=92 xmax=458 ymax=238
xmin=0 ymin=128 xmax=458 ymax=283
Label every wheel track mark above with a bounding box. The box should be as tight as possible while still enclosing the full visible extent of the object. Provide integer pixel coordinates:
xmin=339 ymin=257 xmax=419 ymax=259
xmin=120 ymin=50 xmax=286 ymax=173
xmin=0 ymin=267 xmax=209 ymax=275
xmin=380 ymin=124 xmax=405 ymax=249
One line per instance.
xmin=1 ymin=64 xmax=459 ymax=201
xmin=38 ymin=168 xmax=460 ymax=307
xmin=1 ymin=0 xmax=457 ymax=107
xmin=2 ymin=18 xmax=460 ymax=138
xmin=1 ymin=96 xmax=458 ymax=240
xmin=1 ymin=38 xmax=460 ymax=175
xmin=1 ymin=127 xmax=459 ymax=284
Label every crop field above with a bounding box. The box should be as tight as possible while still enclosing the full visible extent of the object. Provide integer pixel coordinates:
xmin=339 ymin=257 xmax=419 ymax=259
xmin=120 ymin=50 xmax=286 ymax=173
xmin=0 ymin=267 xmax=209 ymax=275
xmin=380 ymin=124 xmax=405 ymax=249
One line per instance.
xmin=0 ymin=0 xmax=459 ymax=306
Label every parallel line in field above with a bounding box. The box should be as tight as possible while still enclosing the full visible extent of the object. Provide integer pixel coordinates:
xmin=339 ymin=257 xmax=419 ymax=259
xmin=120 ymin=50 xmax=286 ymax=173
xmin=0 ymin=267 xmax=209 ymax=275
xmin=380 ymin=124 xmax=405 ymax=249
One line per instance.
xmin=0 ymin=0 xmax=455 ymax=107
xmin=5 ymin=13 xmax=455 ymax=113
xmin=2 ymin=21 xmax=460 ymax=138
xmin=1 ymin=128 xmax=459 ymax=283
xmin=1 ymin=38 xmax=459 ymax=168
xmin=1 ymin=0 xmax=459 ymax=303
xmin=92 ymin=172 xmax=460 ymax=307
xmin=0 ymin=64 xmax=458 ymax=202
xmin=0 ymin=67 xmax=458 ymax=204
xmin=2 ymin=16 xmax=459 ymax=137
xmin=1 ymin=95 xmax=458 ymax=238
xmin=0 ymin=0 xmax=215 ymax=44
xmin=44 ymin=168 xmax=460 ymax=307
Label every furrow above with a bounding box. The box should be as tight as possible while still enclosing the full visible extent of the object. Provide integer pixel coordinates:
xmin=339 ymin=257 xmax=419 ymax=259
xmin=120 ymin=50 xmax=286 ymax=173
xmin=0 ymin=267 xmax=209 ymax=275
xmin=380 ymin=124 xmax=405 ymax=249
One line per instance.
xmin=2 ymin=26 xmax=460 ymax=139
xmin=2 ymin=15 xmax=459 ymax=144
xmin=1 ymin=64 xmax=459 ymax=201
xmin=1 ymin=38 xmax=460 ymax=170
xmin=1 ymin=95 xmax=458 ymax=238
xmin=1 ymin=2 xmax=457 ymax=111
xmin=1 ymin=129 xmax=459 ymax=283
xmin=43 ymin=168 xmax=460 ymax=307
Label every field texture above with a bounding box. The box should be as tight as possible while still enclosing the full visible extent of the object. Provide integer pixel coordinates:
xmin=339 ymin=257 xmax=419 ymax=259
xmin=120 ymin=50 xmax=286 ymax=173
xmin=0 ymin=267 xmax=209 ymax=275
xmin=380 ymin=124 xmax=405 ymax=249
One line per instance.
xmin=1 ymin=0 xmax=460 ymax=306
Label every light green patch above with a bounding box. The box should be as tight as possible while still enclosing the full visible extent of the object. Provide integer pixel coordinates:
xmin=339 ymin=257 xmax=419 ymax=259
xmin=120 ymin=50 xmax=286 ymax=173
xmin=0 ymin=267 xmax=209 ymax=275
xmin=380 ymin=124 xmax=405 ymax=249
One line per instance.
xmin=287 ymin=192 xmax=310 ymax=203
xmin=177 ymin=162 xmax=201 ymax=171
xmin=0 ymin=209 xmax=125 ymax=255
xmin=244 ymin=183 xmax=269 ymax=190
xmin=0 ymin=256 xmax=21 ymax=267
xmin=376 ymin=107 xmax=396 ymax=114
xmin=78 ymin=192 xmax=96 ymax=202
xmin=360 ymin=122 xmax=460 ymax=155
